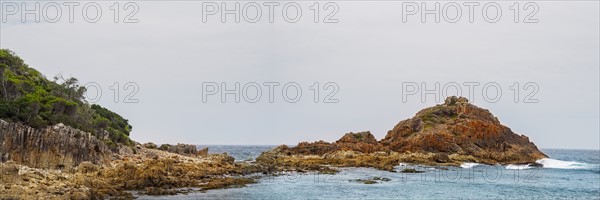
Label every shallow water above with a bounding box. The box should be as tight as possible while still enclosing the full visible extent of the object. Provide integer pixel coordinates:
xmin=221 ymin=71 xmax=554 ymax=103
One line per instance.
xmin=138 ymin=147 xmax=600 ymax=199
xmin=195 ymin=145 xmax=275 ymax=162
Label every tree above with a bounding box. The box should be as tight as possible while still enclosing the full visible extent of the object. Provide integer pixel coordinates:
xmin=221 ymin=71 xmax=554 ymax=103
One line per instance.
xmin=0 ymin=49 xmax=133 ymax=146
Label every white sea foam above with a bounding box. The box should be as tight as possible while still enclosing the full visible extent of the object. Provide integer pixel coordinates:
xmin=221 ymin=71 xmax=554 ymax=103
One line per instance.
xmin=400 ymin=159 xmax=597 ymax=170
xmin=536 ymin=158 xmax=597 ymax=170
xmin=505 ymin=164 xmax=533 ymax=170
xmin=460 ymin=162 xmax=480 ymax=168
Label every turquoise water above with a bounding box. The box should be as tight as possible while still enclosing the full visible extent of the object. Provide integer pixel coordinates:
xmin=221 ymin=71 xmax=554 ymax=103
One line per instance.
xmin=139 ymin=147 xmax=600 ymax=199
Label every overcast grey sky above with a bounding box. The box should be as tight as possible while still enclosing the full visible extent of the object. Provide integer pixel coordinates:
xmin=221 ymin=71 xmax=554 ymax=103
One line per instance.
xmin=1 ymin=1 xmax=598 ymax=149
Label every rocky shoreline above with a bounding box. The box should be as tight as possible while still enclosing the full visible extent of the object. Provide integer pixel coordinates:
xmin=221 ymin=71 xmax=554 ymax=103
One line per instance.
xmin=254 ymin=96 xmax=547 ymax=173
xmin=0 ymin=96 xmax=548 ymax=199
xmin=0 ymin=144 xmax=265 ymax=199
xmin=0 ymin=120 xmax=267 ymax=199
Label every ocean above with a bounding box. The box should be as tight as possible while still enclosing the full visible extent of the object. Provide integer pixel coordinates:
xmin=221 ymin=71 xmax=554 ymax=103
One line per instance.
xmin=138 ymin=146 xmax=600 ymax=199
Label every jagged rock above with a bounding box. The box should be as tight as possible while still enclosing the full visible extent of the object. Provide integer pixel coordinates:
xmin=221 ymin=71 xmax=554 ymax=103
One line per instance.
xmin=257 ymin=96 xmax=547 ymax=172
xmin=208 ymin=153 xmax=235 ymax=164
xmin=291 ymin=141 xmax=339 ymax=155
xmin=158 ymin=143 xmax=198 ymax=156
xmin=433 ymin=153 xmax=450 ymax=163
xmin=324 ymin=150 xmax=359 ymax=159
xmin=145 ymin=187 xmax=178 ymax=195
xmin=0 ymin=120 xmax=112 ymax=170
xmin=336 ymin=131 xmax=378 ymax=144
xmin=76 ymin=162 xmax=99 ymax=174
xmin=197 ymin=147 xmax=209 ymax=157
xmin=381 ymin=96 xmax=547 ymax=164
xmin=0 ymin=145 xmax=260 ymax=199
xmin=279 ymin=132 xmax=387 ymax=157
xmin=119 ymin=145 xmax=134 ymax=155
xmin=143 ymin=142 xmax=158 ymax=149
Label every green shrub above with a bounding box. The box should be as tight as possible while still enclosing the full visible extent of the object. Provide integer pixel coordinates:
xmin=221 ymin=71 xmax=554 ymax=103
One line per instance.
xmin=0 ymin=49 xmax=133 ymax=146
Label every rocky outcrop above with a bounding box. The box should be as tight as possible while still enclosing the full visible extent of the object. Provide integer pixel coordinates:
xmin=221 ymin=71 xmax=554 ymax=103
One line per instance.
xmin=0 ymin=147 xmax=261 ymax=199
xmin=256 ymin=132 xmax=399 ymax=171
xmin=158 ymin=143 xmax=198 ymax=156
xmin=0 ymin=95 xmax=550 ymax=198
xmin=197 ymin=147 xmax=209 ymax=157
xmin=336 ymin=131 xmax=378 ymax=144
xmin=142 ymin=143 xmax=210 ymax=158
xmin=0 ymin=118 xmax=264 ymax=199
xmin=381 ymin=96 xmax=547 ymax=164
xmin=277 ymin=131 xmax=387 ymax=156
xmin=0 ymin=120 xmax=112 ymax=170
xmin=257 ymin=96 xmax=547 ymax=172
xmin=143 ymin=142 xmax=158 ymax=149
xmin=336 ymin=131 xmax=388 ymax=154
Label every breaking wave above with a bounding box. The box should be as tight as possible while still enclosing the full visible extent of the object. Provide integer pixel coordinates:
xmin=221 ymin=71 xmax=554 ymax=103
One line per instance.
xmin=535 ymin=158 xmax=598 ymax=170
xmin=505 ymin=164 xmax=533 ymax=170
xmin=460 ymin=162 xmax=480 ymax=168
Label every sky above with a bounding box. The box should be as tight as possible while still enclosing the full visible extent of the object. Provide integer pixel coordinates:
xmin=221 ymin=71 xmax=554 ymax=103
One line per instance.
xmin=0 ymin=1 xmax=598 ymax=149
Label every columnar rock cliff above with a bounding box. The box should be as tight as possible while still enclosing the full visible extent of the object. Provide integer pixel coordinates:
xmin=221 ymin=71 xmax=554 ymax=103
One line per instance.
xmin=0 ymin=120 xmax=112 ymax=170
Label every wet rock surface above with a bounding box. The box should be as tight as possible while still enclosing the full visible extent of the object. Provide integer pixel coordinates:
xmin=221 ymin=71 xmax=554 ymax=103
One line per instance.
xmin=351 ymin=176 xmax=392 ymax=184
xmin=400 ymin=168 xmax=425 ymax=173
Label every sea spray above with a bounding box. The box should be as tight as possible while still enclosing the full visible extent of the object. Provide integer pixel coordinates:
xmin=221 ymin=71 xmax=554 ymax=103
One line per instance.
xmin=536 ymin=158 xmax=599 ymax=170
xmin=505 ymin=164 xmax=533 ymax=170
xmin=460 ymin=162 xmax=480 ymax=169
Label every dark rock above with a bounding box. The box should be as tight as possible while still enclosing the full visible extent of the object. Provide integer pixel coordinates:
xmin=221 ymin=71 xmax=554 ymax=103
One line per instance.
xmin=529 ymin=162 xmax=543 ymax=167
xmin=400 ymin=168 xmax=425 ymax=173
xmin=145 ymin=187 xmax=178 ymax=195
xmin=158 ymin=143 xmax=198 ymax=156
xmin=352 ymin=177 xmax=391 ymax=184
xmin=143 ymin=142 xmax=158 ymax=149
xmin=363 ymin=180 xmax=377 ymax=184
xmin=434 ymin=153 xmax=450 ymax=163
xmin=373 ymin=177 xmax=391 ymax=181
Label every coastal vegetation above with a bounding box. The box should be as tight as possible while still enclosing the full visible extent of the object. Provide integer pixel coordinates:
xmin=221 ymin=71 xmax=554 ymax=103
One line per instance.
xmin=0 ymin=49 xmax=132 ymax=146
xmin=0 ymin=49 xmax=263 ymax=199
